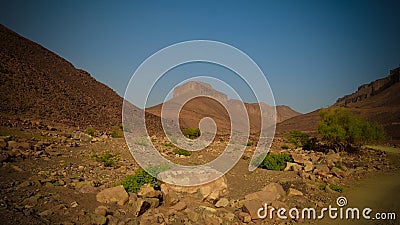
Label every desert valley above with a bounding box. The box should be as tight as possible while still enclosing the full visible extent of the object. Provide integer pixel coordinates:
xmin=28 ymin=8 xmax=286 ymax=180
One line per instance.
xmin=1 ymin=23 xmax=400 ymax=225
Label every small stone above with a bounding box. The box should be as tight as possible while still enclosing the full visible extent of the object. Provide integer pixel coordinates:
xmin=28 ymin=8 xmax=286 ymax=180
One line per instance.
xmin=78 ymin=165 xmax=85 ymax=171
xmin=39 ymin=209 xmax=53 ymax=217
xmin=287 ymin=188 xmax=303 ymax=197
xmin=238 ymin=211 xmax=252 ymax=223
xmin=94 ymin=206 xmax=108 ymax=216
xmin=314 ymin=164 xmax=330 ymax=174
xmin=134 ymin=198 xmax=151 ymax=217
xmin=215 ymin=197 xmax=229 ymax=208
xmin=71 ymin=201 xmax=79 ymax=208
xmin=91 ymin=213 xmax=107 ymax=225
xmin=304 ymin=161 xmax=314 ymax=172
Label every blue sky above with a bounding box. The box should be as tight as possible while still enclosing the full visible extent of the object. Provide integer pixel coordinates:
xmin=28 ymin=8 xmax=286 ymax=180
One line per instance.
xmin=1 ymin=0 xmax=399 ymax=113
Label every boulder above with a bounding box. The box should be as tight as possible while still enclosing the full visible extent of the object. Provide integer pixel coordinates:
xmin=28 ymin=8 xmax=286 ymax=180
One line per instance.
xmin=242 ymin=199 xmax=264 ymax=220
xmin=215 ymin=198 xmax=230 ymax=208
xmin=159 ymin=167 xmax=227 ymax=203
xmin=73 ymin=131 xmax=93 ymax=142
xmin=96 ymin=185 xmax=129 ymax=205
xmin=284 ymin=162 xmax=302 ymax=172
xmin=137 ymin=184 xmax=162 ymax=198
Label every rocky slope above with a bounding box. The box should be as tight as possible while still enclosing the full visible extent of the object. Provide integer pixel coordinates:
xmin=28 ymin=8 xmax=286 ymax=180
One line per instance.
xmin=0 ymin=24 xmax=162 ymax=132
xmin=276 ymin=67 xmax=400 ymax=142
xmin=146 ymin=81 xmax=301 ymax=134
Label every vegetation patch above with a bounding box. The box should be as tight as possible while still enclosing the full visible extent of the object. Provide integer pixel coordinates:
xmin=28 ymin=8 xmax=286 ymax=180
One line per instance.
xmin=118 ymin=168 xmax=159 ymax=193
xmin=85 ymin=126 xmax=96 ymax=137
xmin=255 ymin=153 xmax=293 ymax=171
xmin=329 ymin=184 xmax=344 ymax=192
xmin=91 ymin=151 xmax=119 ymax=167
xmin=281 ymin=144 xmax=289 ymax=150
xmin=285 ymin=130 xmax=316 ymax=150
xmin=173 ymin=148 xmax=192 ymax=156
xmin=111 ymin=125 xmax=124 ymax=138
xmin=318 ymin=107 xmax=385 ymax=152
xmin=246 ymin=141 xmax=253 ymax=146
xmin=183 ymin=128 xmax=201 ymax=139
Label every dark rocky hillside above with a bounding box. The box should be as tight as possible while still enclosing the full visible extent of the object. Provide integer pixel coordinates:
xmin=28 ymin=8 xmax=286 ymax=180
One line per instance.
xmin=0 ymin=24 xmax=160 ymax=131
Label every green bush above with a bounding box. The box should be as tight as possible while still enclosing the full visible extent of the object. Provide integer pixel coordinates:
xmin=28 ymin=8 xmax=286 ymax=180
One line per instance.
xmin=111 ymin=125 xmax=124 ymax=138
xmin=119 ymin=168 xmax=159 ymax=193
xmin=146 ymin=163 xmax=172 ymax=177
xmin=281 ymin=144 xmax=289 ymax=149
xmin=86 ymin=126 xmax=96 ymax=137
xmin=246 ymin=141 xmax=253 ymax=146
xmin=183 ymin=128 xmax=201 ymax=139
xmin=318 ymin=107 xmax=386 ymax=151
xmin=91 ymin=151 xmax=119 ymax=167
xmin=258 ymin=153 xmax=293 ymax=171
xmin=285 ymin=130 xmax=316 ymax=150
xmin=173 ymin=148 xmax=192 ymax=156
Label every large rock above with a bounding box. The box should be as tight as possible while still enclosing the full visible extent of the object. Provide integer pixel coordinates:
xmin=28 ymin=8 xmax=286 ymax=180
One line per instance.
xmin=73 ymin=131 xmax=93 ymax=142
xmin=159 ymin=167 xmax=228 ymax=203
xmin=96 ymin=185 xmax=129 ymax=205
xmin=242 ymin=199 xmax=264 ymax=220
xmin=137 ymin=184 xmax=162 ymax=198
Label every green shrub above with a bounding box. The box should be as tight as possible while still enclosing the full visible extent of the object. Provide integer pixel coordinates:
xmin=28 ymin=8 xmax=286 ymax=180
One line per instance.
xmin=119 ymin=168 xmax=159 ymax=193
xmin=91 ymin=151 xmax=119 ymax=167
xmin=281 ymin=144 xmax=289 ymax=149
xmin=183 ymin=128 xmax=201 ymax=139
xmin=334 ymin=162 xmax=343 ymax=170
xmin=246 ymin=141 xmax=253 ymax=146
xmin=329 ymin=184 xmax=343 ymax=192
xmin=318 ymin=107 xmax=386 ymax=151
xmin=257 ymin=153 xmax=293 ymax=171
xmin=173 ymin=148 xmax=192 ymax=156
xmin=86 ymin=126 xmax=96 ymax=137
xmin=285 ymin=130 xmax=316 ymax=150
xmin=319 ymin=183 xmax=327 ymax=191
xmin=111 ymin=125 xmax=124 ymax=138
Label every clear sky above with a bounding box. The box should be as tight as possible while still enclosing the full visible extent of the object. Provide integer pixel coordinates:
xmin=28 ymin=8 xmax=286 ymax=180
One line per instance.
xmin=1 ymin=0 xmax=399 ymax=113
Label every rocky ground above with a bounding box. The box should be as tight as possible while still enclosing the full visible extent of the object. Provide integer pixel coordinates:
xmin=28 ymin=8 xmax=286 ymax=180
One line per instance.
xmin=0 ymin=120 xmax=399 ymax=225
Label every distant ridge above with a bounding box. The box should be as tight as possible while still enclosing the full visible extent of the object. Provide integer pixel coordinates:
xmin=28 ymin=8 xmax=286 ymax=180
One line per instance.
xmin=146 ymin=81 xmax=301 ymax=134
xmin=276 ymin=67 xmax=400 ymax=143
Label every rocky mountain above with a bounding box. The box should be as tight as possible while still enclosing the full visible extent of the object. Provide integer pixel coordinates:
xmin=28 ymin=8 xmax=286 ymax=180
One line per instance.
xmin=0 ymin=24 xmax=161 ymax=132
xmin=146 ymin=81 xmax=301 ymax=134
xmin=276 ymin=67 xmax=400 ymax=142
xmin=335 ymin=68 xmax=399 ymax=107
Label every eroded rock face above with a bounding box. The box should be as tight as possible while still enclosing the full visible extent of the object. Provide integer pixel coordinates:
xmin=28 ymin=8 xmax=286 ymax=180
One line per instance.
xmin=159 ymin=167 xmax=228 ymax=203
xmin=173 ymin=81 xmax=228 ymax=102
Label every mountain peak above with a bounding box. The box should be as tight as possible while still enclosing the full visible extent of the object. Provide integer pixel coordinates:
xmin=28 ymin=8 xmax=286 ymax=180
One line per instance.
xmin=173 ymin=81 xmax=228 ymax=102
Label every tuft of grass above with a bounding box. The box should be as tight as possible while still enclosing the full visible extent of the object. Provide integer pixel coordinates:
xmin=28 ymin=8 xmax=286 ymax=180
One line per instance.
xmin=118 ymin=168 xmax=159 ymax=193
xmin=281 ymin=144 xmax=290 ymax=150
xmin=334 ymin=162 xmax=343 ymax=170
xmin=173 ymin=148 xmax=192 ymax=156
xmin=111 ymin=125 xmax=124 ymax=138
xmin=86 ymin=126 xmax=96 ymax=137
xmin=91 ymin=151 xmax=119 ymax=167
xmin=329 ymin=184 xmax=344 ymax=192
xmin=183 ymin=128 xmax=201 ymax=139
xmin=246 ymin=141 xmax=253 ymax=146
xmin=319 ymin=183 xmax=327 ymax=191
xmin=256 ymin=153 xmax=293 ymax=171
